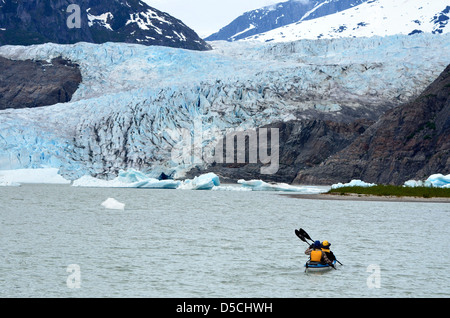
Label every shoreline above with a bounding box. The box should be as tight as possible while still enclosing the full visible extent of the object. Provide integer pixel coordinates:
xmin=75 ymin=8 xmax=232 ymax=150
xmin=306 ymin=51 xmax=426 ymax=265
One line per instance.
xmin=282 ymin=192 xmax=450 ymax=203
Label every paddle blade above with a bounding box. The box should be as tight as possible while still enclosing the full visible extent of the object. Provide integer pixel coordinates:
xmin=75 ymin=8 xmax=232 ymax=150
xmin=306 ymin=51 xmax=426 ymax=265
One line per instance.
xmin=295 ymin=229 xmax=308 ymax=243
xmin=299 ymin=228 xmax=314 ymax=242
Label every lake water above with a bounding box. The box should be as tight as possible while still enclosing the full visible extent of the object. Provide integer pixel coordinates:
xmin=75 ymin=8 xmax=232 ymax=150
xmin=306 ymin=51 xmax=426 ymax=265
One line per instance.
xmin=1 ymin=184 xmax=449 ymax=298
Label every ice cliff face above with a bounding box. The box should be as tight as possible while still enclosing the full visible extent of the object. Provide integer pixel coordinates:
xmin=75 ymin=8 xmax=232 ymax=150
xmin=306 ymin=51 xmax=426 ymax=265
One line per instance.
xmin=0 ymin=33 xmax=449 ymax=180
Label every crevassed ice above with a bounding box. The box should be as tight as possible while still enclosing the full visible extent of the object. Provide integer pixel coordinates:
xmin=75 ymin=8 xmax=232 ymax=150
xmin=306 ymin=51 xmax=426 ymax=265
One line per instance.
xmin=0 ymin=33 xmax=449 ymax=181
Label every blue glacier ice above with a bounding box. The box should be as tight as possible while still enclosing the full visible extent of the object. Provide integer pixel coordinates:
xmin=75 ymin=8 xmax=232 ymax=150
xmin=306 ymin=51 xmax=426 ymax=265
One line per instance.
xmin=72 ymin=169 xmax=220 ymax=190
xmin=404 ymin=174 xmax=450 ymax=188
xmin=73 ymin=169 xmax=181 ymax=189
xmin=178 ymin=172 xmax=221 ymax=190
xmin=238 ymin=179 xmax=326 ymax=193
xmin=331 ymin=180 xmax=377 ymax=189
xmin=0 ymin=33 xmax=449 ymax=181
xmin=427 ymin=174 xmax=450 ymax=188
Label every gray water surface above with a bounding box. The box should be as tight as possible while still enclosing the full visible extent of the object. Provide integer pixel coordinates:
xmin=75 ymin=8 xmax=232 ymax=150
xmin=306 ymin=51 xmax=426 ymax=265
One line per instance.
xmin=1 ymin=184 xmax=449 ymax=298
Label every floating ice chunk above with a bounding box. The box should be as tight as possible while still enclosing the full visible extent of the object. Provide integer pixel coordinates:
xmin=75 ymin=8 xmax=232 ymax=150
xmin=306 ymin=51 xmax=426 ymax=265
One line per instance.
xmin=118 ymin=169 xmax=181 ymax=189
xmin=331 ymin=179 xmax=377 ymax=189
xmin=403 ymin=180 xmax=432 ymax=188
xmin=237 ymin=179 xmax=325 ymax=193
xmin=101 ymin=198 xmax=125 ymax=210
xmin=73 ymin=171 xmax=180 ymax=189
xmin=73 ymin=170 xmax=217 ymax=190
xmin=72 ymin=175 xmax=134 ymax=188
xmin=404 ymin=180 xmax=421 ymax=187
xmin=404 ymin=174 xmax=450 ymax=188
xmin=139 ymin=179 xmax=181 ymax=189
xmin=178 ymin=172 xmax=220 ymax=190
xmin=426 ymin=174 xmax=450 ymax=188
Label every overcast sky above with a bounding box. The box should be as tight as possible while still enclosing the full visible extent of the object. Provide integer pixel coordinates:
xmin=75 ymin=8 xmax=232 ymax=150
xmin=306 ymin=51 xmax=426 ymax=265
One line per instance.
xmin=143 ymin=0 xmax=285 ymax=38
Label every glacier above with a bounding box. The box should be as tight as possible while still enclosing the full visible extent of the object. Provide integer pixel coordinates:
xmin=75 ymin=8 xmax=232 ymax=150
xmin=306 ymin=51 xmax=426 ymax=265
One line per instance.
xmin=0 ymin=33 xmax=449 ymax=182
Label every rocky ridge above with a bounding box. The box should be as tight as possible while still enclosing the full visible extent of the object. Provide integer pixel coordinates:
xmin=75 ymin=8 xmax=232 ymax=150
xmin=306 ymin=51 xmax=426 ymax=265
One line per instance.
xmin=293 ymin=64 xmax=450 ymax=185
xmin=0 ymin=0 xmax=210 ymax=51
xmin=0 ymin=56 xmax=81 ymax=110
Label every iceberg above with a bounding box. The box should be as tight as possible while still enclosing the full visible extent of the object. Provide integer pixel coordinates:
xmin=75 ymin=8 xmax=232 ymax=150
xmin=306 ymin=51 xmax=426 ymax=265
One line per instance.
xmin=403 ymin=180 xmax=432 ymax=188
xmin=427 ymin=174 xmax=450 ymax=188
xmin=331 ymin=179 xmax=377 ymax=189
xmin=101 ymin=198 xmax=125 ymax=210
xmin=118 ymin=169 xmax=181 ymax=189
xmin=178 ymin=172 xmax=221 ymax=190
xmin=72 ymin=170 xmax=218 ymax=190
xmin=404 ymin=174 xmax=450 ymax=188
xmin=73 ymin=169 xmax=181 ymax=189
xmin=237 ymin=179 xmax=325 ymax=193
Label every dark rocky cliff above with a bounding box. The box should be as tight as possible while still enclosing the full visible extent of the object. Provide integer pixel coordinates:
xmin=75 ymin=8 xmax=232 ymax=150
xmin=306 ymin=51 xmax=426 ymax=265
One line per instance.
xmin=186 ymin=119 xmax=374 ymax=183
xmin=0 ymin=56 xmax=82 ymax=110
xmin=294 ymin=64 xmax=450 ymax=185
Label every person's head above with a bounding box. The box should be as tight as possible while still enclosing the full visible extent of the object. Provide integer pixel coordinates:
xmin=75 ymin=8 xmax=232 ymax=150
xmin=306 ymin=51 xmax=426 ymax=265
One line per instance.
xmin=313 ymin=240 xmax=321 ymax=248
xmin=322 ymin=240 xmax=331 ymax=248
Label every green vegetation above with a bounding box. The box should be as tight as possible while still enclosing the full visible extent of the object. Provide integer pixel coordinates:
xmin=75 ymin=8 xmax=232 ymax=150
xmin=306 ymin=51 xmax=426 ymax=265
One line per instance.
xmin=328 ymin=185 xmax=450 ymax=198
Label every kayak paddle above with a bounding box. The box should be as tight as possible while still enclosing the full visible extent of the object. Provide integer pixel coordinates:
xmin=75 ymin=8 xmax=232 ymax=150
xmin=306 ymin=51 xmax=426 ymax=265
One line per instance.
xmin=296 ymin=228 xmax=343 ymax=266
xmin=299 ymin=228 xmax=314 ymax=243
xmin=294 ymin=229 xmax=310 ymax=245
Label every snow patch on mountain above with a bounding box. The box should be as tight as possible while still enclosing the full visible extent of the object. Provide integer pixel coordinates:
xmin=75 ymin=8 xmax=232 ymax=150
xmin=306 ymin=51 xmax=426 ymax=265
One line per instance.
xmin=87 ymin=9 xmax=114 ymax=31
xmin=206 ymin=0 xmax=369 ymax=42
xmin=244 ymin=0 xmax=450 ymax=42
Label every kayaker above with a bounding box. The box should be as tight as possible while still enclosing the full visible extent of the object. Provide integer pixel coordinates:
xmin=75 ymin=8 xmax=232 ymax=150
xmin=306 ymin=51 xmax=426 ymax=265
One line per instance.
xmin=321 ymin=240 xmax=337 ymax=263
xmin=305 ymin=240 xmax=334 ymax=267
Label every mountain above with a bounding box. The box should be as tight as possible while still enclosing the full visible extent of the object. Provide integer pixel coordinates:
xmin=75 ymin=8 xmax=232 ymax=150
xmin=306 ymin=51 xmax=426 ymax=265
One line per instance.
xmin=205 ymin=0 xmax=368 ymax=42
xmin=294 ymin=64 xmax=450 ymax=185
xmin=0 ymin=33 xmax=448 ymax=181
xmin=0 ymin=0 xmax=211 ymax=51
xmin=244 ymin=0 xmax=450 ymax=42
